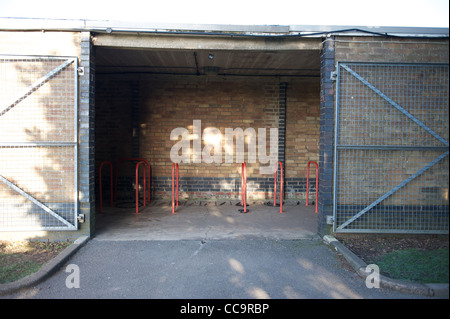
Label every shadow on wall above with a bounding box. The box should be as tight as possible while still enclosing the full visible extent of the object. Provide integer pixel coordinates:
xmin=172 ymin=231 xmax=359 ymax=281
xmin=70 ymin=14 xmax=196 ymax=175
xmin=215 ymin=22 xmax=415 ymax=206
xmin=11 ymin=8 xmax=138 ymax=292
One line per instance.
xmin=0 ymin=56 xmax=77 ymax=235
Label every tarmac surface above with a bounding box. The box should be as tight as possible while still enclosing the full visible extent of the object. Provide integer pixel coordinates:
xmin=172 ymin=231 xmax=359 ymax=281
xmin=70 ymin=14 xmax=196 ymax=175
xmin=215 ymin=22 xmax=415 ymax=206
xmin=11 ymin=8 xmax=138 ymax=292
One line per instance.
xmin=1 ymin=201 xmax=448 ymax=301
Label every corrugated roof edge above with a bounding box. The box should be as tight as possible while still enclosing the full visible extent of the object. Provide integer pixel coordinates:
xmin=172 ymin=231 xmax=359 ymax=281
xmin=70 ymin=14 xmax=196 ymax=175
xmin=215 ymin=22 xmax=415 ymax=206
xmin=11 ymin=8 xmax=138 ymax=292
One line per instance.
xmin=0 ymin=17 xmax=448 ymax=38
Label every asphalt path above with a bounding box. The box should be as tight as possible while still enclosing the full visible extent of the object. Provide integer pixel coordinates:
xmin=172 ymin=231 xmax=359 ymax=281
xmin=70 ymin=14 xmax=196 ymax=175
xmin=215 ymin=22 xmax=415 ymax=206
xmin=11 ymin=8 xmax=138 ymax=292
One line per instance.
xmin=4 ymin=238 xmax=428 ymax=301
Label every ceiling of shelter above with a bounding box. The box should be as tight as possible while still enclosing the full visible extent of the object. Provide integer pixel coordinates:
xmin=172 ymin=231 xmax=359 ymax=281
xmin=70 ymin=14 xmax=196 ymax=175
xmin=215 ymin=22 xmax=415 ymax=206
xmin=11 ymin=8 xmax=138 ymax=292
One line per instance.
xmin=95 ymin=47 xmax=321 ymax=77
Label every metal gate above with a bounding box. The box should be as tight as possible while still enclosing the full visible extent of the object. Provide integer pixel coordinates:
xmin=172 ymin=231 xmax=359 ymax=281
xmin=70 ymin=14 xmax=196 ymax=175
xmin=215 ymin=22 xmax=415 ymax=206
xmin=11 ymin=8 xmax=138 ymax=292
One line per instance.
xmin=0 ymin=55 xmax=78 ymax=231
xmin=334 ymin=62 xmax=449 ymax=233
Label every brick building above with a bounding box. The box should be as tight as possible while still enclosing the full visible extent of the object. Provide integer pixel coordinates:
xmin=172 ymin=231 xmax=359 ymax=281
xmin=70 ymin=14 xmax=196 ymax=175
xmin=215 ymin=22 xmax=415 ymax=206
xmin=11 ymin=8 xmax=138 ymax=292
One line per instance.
xmin=0 ymin=18 xmax=448 ymax=240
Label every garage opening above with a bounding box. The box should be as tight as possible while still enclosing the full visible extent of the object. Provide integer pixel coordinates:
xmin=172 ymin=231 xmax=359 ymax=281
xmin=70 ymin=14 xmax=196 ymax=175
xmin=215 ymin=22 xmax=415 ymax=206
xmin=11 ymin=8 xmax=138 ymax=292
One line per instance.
xmin=93 ymin=34 xmax=322 ymax=240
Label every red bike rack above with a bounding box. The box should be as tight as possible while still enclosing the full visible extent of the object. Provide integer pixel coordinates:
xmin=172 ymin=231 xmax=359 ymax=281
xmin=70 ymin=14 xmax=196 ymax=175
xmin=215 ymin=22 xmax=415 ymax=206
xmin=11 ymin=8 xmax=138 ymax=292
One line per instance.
xmin=99 ymin=161 xmax=113 ymax=214
xmin=274 ymin=161 xmax=285 ymax=214
xmin=114 ymin=158 xmax=151 ymax=205
xmin=238 ymin=162 xmax=249 ymax=213
xmin=172 ymin=162 xmax=179 ymax=214
xmin=306 ymin=161 xmax=318 ymax=213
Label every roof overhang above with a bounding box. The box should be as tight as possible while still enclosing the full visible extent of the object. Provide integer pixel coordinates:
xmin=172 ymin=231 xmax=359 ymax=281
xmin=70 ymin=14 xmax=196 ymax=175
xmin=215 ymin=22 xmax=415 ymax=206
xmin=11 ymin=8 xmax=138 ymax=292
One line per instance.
xmin=1 ymin=17 xmax=447 ymax=77
xmin=1 ymin=17 xmax=448 ymax=38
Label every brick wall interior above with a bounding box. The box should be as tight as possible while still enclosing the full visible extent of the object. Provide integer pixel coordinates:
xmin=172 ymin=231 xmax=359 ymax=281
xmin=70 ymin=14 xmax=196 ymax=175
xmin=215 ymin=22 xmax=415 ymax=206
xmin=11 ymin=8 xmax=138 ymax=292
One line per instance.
xmin=95 ymin=75 xmax=320 ymax=202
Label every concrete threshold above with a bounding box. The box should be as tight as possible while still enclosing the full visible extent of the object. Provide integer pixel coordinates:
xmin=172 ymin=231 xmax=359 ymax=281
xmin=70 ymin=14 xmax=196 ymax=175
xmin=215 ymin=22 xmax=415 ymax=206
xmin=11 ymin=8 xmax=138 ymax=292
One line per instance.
xmin=94 ymin=200 xmax=319 ymax=241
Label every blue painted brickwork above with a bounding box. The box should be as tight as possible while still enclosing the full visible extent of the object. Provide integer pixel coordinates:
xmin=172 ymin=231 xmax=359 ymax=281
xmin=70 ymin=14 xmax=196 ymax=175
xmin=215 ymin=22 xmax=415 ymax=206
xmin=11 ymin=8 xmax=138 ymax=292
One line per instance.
xmin=151 ymin=177 xmax=314 ymax=193
xmin=80 ymin=32 xmax=96 ymax=236
xmin=108 ymin=176 xmax=317 ymax=201
xmin=278 ymin=82 xmax=287 ymax=166
xmin=318 ymin=37 xmax=336 ymax=235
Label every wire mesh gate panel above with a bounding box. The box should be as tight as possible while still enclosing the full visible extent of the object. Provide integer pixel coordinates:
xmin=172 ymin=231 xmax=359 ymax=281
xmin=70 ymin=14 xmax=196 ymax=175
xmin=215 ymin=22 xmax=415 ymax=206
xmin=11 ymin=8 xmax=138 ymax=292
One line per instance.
xmin=334 ymin=62 xmax=449 ymax=234
xmin=0 ymin=55 xmax=78 ymax=231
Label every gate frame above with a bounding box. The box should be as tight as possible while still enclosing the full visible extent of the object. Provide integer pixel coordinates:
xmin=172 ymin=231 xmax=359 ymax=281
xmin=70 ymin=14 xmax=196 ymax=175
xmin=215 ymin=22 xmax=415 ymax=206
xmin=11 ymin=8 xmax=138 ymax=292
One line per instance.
xmin=0 ymin=55 xmax=79 ymax=231
xmin=333 ymin=61 xmax=449 ymax=234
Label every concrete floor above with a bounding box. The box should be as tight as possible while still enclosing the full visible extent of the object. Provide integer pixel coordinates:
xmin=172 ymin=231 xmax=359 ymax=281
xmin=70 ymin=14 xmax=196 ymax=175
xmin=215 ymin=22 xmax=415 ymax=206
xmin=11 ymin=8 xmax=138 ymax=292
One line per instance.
xmin=94 ymin=200 xmax=319 ymax=241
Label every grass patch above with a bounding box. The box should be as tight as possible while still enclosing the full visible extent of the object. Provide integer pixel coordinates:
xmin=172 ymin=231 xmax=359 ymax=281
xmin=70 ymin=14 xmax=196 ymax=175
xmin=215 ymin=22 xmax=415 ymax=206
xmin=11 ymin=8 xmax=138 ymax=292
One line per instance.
xmin=0 ymin=240 xmax=71 ymax=284
xmin=370 ymin=248 xmax=449 ymax=284
xmin=0 ymin=254 xmax=41 ymax=284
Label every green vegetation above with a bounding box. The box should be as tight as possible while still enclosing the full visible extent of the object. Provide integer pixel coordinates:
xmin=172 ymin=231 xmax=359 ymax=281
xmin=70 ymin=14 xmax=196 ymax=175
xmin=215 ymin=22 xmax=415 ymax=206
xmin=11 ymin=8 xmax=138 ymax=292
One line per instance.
xmin=371 ymin=248 xmax=449 ymax=284
xmin=0 ymin=240 xmax=71 ymax=284
xmin=0 ymin=255 xmax=41 ymax=284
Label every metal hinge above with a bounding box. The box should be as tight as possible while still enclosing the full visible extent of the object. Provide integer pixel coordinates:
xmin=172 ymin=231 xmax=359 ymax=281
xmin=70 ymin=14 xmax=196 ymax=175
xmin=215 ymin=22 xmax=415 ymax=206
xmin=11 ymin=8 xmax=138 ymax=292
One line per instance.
xmin=330 ymin=71 xmax=338 ymax=81
xmin=77 ymin=67 xmax=85 ymax=76
xmin=77 ymin=214 xmax=85 ymax=223
xmin=326 ymin=215 xmax=334 ymax=225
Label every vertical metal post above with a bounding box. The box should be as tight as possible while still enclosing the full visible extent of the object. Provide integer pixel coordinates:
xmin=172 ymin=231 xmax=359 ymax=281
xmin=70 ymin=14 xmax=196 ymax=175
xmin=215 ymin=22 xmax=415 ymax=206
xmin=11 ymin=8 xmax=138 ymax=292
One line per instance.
xmin=73 ymin=57 xmax=79 ymax=228
xmin=333 ymin=62 xmax=341 ymax=231
xmin=242 ymin=162 xmax=247 ymax=213
xmin=273 ymin=166 xmax=277 ymax=207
